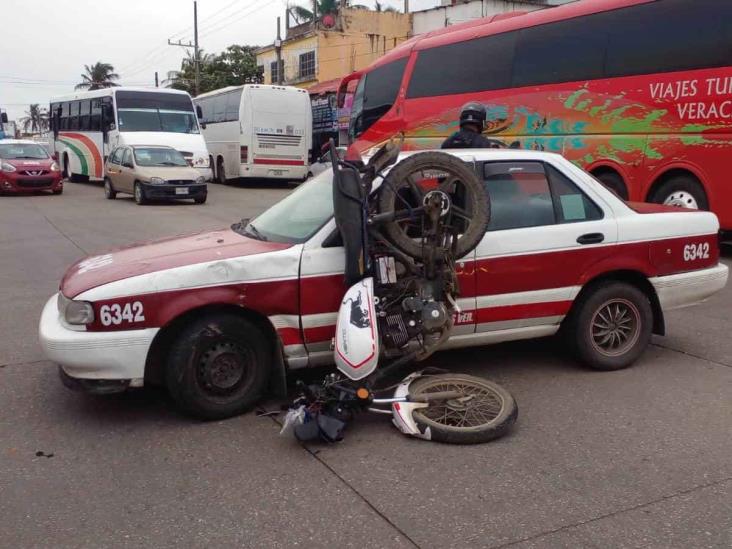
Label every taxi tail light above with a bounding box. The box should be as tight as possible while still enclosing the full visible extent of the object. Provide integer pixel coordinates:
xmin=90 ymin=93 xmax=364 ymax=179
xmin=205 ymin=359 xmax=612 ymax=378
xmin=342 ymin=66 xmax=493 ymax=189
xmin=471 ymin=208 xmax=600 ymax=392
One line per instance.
xmin=240 ymin=146 xmax=248 ymax=164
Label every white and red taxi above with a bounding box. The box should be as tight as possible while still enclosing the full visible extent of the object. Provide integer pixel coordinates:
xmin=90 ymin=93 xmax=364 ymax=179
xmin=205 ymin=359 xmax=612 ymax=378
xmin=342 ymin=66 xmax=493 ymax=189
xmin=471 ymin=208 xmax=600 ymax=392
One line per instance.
xmin=39 ymin=150 xmax=728 ymax=419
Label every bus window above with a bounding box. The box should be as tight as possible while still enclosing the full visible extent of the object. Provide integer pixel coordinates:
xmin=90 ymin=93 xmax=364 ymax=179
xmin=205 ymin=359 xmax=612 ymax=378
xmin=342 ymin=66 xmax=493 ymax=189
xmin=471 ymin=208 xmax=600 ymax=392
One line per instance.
xmin=512 ymin=13 xmax=607 ymax=88
xmin=350 ymin=57 xmax=407 ymax=139
xmin=605 ymin=0 xmax=732 ymax=78
xmin=68 ymin=101 xmax=80 ymax=130
xmin=211 ymin=94 xmax=227 ymax=123
xmin=79 ymin=100 xmax=91 ymax=131
xmin=60 ymin=102 xmax=70 ymax=130
xmin=225 ymin=90 xmax=243 ymax=122
xmin=90 ymin=99 xmax=102 ymax=131
xmin=407 ymin=32 xmax=516 ymax=98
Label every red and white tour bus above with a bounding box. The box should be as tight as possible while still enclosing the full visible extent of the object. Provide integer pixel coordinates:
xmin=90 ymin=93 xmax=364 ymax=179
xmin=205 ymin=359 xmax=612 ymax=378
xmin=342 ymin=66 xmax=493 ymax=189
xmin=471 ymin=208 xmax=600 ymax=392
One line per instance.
xmin=339 ymin=0 xmax=732 ymax=228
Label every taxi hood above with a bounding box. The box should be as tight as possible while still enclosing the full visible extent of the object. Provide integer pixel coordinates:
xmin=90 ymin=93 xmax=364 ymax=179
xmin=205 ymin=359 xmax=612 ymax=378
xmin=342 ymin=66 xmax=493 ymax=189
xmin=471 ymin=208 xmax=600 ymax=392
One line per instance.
xmin=61 ymin=228 xmax=291 ymax=298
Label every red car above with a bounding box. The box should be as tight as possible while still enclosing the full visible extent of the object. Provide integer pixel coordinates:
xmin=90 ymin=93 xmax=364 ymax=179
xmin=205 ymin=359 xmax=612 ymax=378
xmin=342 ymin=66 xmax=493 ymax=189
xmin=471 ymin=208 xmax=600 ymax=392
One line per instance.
xmin=0 ymin=140 xmax=63 ymax=195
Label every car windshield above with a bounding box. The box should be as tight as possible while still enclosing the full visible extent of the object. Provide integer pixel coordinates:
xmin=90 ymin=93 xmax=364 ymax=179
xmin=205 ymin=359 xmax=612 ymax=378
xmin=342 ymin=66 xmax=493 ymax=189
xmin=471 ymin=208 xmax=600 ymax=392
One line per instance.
xmin=134 ymin=147 xmax=188 ymax=167
xmin=236 ymin=169 xmax=334 ymax=244
xmin=117 ymin=108 xmax=200 ymax=134
xmin=0 ymin=143 xmax=49 ymax=159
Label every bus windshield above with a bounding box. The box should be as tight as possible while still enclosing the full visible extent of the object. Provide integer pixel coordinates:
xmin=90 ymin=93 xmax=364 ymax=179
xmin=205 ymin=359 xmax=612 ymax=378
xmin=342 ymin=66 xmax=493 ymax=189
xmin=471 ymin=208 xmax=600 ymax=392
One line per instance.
xmin=115 ymin=91 xmax=200 ymax=134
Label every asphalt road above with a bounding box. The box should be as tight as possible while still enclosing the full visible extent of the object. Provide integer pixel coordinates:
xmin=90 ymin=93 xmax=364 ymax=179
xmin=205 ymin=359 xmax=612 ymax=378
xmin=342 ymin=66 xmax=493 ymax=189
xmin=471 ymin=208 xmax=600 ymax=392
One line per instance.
xmin=1 ymin=180 xmax=730 ymax=548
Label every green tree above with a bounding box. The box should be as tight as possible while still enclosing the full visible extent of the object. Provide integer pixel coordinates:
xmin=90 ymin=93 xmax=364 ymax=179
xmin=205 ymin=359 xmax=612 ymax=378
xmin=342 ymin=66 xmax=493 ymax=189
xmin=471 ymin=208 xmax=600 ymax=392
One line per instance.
xmin=291 ymin=0 xmax=339 ymax=23
xmin=75 ymin=62 xmax=120 ymax=90
xmin=20 ymin=104 xmax=49 ymax=133
xmin=167 ymin=46 xmax=263 ymax=95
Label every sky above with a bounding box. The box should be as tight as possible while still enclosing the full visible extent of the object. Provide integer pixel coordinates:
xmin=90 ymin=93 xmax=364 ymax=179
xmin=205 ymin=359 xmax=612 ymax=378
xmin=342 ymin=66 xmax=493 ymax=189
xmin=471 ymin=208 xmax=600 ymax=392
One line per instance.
xmin=1 ymin=0 xmax=443 ymax=123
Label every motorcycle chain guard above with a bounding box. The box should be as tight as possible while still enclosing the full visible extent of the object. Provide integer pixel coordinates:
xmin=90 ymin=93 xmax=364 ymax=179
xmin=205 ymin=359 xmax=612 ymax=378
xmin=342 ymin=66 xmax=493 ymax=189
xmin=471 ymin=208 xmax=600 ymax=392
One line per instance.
xmin=334 ymin=277 xmax=380 ymax=381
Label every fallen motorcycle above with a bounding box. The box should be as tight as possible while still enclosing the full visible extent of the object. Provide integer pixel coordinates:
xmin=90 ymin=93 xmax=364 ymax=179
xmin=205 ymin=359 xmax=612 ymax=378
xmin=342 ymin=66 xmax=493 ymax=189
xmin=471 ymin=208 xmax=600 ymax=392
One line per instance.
xmin=282 ymin=138 xmax=518 ymax=444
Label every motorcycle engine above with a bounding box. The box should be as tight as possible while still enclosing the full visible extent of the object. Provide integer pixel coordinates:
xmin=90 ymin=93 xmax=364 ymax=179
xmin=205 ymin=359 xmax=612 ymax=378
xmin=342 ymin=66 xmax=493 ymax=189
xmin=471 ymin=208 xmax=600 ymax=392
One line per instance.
xmin=374 ymin=256 xmax=452 ymax=358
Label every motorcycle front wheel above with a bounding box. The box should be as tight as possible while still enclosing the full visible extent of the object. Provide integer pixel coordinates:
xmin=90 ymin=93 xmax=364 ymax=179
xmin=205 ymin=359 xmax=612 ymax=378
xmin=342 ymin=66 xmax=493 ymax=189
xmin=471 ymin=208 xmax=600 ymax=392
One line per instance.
xmin=377 ymin=152 xmax=490 ymax=260
xmin=409 ymin=374 xmax=517 ymax=444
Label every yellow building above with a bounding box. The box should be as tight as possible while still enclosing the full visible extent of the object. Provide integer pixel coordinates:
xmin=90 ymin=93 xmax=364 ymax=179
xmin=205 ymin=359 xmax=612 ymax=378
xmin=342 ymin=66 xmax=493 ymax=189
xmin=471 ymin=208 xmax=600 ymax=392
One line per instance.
xmin=256 ymin=8 xmax=412 ymax=89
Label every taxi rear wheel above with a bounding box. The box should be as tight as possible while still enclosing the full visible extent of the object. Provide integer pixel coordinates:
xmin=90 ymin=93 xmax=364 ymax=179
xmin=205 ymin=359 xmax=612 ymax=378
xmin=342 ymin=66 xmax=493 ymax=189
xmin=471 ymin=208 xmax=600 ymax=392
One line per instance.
xmin=568 ymin=282 xmax=653 ymax=371
xmin=166 ymin=314 xmax=270 ymax=419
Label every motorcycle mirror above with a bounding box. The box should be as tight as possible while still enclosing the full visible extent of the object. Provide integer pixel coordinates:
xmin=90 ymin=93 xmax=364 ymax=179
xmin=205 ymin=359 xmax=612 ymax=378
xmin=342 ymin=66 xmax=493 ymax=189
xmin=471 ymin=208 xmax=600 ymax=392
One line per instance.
xmin=365 ymin=133 xmax=404 ymax=175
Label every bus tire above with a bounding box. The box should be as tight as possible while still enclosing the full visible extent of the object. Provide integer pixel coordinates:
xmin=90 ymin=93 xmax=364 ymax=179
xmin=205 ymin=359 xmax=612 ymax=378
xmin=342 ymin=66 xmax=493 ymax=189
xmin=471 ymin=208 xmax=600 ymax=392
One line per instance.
xmin=216 ymin=158 xmax=226 ymax=184
xmin=651 ymin=175 xmax=708 ymax=211
xmin=595 ymin=171 xmax=628 ymax=200
xmin=62 ymin=154 xmax=71 ymax=180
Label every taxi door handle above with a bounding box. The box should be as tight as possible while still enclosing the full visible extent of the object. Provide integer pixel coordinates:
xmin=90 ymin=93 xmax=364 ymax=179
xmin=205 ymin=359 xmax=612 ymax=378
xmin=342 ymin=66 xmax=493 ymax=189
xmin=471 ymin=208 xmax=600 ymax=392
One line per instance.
xmin=577 ymin=233 xmax=604 ymax=245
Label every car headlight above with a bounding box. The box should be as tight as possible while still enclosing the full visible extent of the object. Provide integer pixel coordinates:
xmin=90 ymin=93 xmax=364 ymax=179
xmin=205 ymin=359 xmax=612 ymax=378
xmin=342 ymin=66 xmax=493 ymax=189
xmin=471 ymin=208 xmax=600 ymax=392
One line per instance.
xmin=50 ymin=162 xmax=60 ymax=172
xmin=1 ymin=162 xmax=16 ymax=173
xmin=195 ymin=176 xmax=206 ymax=184
xmin=149 ymin=177 xmax=166 ymax=185
xmin=58 ymin=294 xmax=95 ymax=325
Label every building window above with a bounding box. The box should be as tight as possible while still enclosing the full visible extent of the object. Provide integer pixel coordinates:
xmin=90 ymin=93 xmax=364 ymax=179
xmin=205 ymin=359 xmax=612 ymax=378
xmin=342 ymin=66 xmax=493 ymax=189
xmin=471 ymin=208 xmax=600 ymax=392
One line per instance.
xmin=270 ymin=60 xmax=283 ymax=84
xmin=299 ymin=51 xmax=316 ymax=79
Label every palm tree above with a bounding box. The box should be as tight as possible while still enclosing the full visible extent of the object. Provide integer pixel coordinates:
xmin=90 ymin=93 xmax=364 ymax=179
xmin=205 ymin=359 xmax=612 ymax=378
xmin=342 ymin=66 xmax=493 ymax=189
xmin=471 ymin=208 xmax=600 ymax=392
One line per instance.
xmin=75 ymin=62 xmax=120 ymax=90
xmin=20 ymin=104 xmax=49 ymax=134
xmin=291 ymin=0 xmax=339 ymax=22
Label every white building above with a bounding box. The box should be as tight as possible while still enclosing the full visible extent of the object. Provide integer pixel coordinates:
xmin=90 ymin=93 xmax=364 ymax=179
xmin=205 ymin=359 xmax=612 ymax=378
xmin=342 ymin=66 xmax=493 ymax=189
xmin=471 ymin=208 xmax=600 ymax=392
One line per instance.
xmin=412 ymin=0 xmax=566 ymax=35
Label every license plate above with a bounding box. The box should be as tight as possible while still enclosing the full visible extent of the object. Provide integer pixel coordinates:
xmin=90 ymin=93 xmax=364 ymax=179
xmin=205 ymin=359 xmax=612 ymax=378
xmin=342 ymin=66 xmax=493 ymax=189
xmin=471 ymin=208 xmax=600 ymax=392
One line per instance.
xmin=175 ymin=187 xmax=189 ymax=195
xmin=272 ymin=170 xmax=284 ymax=176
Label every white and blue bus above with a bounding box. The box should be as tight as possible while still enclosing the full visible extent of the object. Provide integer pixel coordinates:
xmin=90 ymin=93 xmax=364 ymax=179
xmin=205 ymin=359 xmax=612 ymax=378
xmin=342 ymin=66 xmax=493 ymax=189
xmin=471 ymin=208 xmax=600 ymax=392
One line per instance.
xmin=49 ymin=87 xmax=211 ymax=182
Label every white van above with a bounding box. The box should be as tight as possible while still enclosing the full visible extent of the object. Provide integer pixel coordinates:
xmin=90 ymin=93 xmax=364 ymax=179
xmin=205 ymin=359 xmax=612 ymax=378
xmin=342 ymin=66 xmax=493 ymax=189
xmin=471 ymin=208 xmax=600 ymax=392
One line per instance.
xmin=194 ymin=85 xmax=312 ymax=183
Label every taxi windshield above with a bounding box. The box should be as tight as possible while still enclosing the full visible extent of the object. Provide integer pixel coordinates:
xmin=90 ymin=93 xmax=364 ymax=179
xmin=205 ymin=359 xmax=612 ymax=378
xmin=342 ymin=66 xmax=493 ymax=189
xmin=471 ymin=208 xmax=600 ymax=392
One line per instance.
xmin=236 ymin=169 xmax=334 ymax=244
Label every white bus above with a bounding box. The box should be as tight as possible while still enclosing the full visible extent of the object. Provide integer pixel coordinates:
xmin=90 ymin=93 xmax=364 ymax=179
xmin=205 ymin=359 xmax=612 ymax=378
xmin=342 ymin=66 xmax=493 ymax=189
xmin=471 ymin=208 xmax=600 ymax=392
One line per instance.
xmin=193 ymin=85 xmax=312 ymax=183
xmin=49 ymin=87 xmax=211 ymax=182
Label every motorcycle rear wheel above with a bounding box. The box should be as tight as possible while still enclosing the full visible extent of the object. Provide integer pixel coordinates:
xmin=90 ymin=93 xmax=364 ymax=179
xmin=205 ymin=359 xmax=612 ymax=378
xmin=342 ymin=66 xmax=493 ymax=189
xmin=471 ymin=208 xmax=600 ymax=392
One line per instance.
xmin=409 ymin=374 xmax=517 ymax=444
xmin=377 ymin=152 xmax=490 ymax=260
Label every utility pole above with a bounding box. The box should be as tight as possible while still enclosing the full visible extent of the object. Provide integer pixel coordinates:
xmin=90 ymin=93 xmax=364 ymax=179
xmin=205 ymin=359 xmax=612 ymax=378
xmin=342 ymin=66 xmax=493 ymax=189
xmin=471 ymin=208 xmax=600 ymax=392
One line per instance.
xmin=275 ymin=16 xmax=283 ymax=86
xmin=193 ymin=1 xmax=200 ymax=96
xmin=154 ymin=72 xmax=159 ymax=87
xmin=167 ymin=1 xmax=201 ymax=95
xmin=404 ymin=0 xmax=409 ymax=13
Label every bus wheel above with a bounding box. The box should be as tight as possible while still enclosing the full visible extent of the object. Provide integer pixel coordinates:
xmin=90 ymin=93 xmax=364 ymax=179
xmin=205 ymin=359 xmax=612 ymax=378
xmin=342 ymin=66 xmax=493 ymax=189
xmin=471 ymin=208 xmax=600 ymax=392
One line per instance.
xmin=62 ymin=155 xmax=71 ymax=180
xmin=216 ymin=158 xmax=226 ymax=184
xmin=595 ymin=171 xmax=628 ymax=200
xmin=651 ymin=175 xmax=708 ymax=210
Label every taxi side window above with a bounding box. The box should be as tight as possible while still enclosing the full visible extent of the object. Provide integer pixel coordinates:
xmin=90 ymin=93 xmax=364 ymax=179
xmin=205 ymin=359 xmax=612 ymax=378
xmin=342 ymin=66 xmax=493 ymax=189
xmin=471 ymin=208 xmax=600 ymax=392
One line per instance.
xmin=109 ymin=148 xmax=123 ymax=165
xmin=483 ymin=161 xmax=556 ymax=231
xmin=545 ymin=164 xmax=603 ymax=223
xmin=122 ymin=149 xmax=134 ymax=168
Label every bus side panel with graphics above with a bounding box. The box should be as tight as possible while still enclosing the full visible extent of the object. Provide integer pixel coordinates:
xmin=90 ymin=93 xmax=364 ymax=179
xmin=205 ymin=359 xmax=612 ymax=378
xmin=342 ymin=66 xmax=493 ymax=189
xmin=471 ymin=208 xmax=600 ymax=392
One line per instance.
xmin=50 ymin=88 xmax=210 ymax=182
xmin=341 ymin=0 xmax=732 ymax=229
xmin=195 ymin=85 xmax=312 ymax=182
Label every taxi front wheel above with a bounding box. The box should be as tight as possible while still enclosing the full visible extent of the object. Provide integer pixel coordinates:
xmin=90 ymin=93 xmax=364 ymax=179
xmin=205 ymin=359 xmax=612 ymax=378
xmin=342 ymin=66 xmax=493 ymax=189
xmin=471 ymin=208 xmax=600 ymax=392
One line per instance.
xmin=166 ymin=314 xmax=270 ymax=419
xmin=567 ymin=282 xmax=653 ymax=371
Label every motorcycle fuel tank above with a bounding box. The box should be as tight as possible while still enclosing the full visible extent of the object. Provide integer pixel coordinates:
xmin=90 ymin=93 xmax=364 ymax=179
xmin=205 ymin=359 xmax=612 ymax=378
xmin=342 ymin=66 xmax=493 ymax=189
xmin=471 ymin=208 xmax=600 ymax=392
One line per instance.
xmin=334 ymin=277 xmax=380 ymax=380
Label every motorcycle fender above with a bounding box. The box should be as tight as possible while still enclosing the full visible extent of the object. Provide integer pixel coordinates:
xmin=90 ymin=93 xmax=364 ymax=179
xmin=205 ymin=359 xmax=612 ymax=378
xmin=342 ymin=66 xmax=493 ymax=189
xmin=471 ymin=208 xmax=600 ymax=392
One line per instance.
xmin=391 ymin=372 xmax=431 ymax=440
xmin=334 ymin=277 xmax=380 ymax=380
